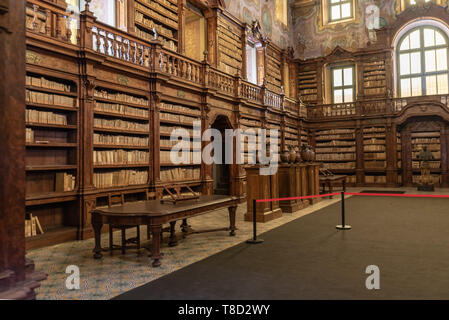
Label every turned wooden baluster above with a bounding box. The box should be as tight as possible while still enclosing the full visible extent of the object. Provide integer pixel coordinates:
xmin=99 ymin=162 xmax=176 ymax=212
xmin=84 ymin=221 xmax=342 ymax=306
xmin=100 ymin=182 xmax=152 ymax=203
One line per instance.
xmin=56 ymin=13 xmax=63 ymax=40
xmin=31 ymin=4 xmax=38 ymax=32
xmin=110 ymin=33 xmax=117 ymax=58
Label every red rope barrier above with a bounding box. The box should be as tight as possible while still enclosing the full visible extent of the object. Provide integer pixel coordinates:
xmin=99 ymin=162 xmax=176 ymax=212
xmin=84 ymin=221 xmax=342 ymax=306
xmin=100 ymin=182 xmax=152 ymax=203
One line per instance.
xmin=255 ymin=192 xmax=340 ymax=203
xmin=346 ymin=192 xmax=449 ymax=198
xmin=255 ymin=191 xmax=449 ymax=203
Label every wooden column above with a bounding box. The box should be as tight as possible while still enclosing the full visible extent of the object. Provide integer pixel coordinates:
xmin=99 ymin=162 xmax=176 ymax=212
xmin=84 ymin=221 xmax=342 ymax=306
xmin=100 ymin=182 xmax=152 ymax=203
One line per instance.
xmin=202 ymin=104 xmax=213 ymax=195
xmin=315 ymin=59 xmax=324 ymax=105
xmin=0 ymin=0 xmax=46 ymax=299
xmin=386 ymin=122 xmax=398 ymax=186
xmin=178 ymin=0 xmax=186 ymax=54
xmin=205 ymin=8 xmax=219 ymax=68
xmin=78 ymin=8 xmax=98 ymax=239
xmin=241 ymin=24 xmax=248 ymax=80
xmin=440 ymin=125 xmax=449 ymax=187
xmin=401 ymin=127 xmax=412 ymax=187
xmin=355 ymin=125 xmax=365 ymax=185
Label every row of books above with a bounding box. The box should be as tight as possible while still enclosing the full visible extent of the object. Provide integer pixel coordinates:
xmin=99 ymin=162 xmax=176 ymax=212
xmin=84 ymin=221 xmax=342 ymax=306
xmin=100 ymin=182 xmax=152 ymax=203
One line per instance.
xmin=134 ymin=11 xmax=175 ymax=38
xmin=412 ymin=144 xmax=440 ymax=151
xmin=364 ymin=145 xmax=385 ymax=152
xmin=160 ymin=138 xmax=199 ymax=148
xmin=364 ymin=153 xmax=386 ymax=160
xmin=134 ymin=27 xmax=178 ymax=51
xmin=160 ymin=150 xmax=201 ymax=163
xmin=318 ymin=129 xmax=354 ymax=135
xmin=160 ymin=103 xmax=201 ymax=115
xmin=94 ymin=118 xmax=149 ymax=132
xmin=94 ymin=89 xmax=149 ymax=106
xmin=316 ymin=134 xmax=355 ymax=140
xmin=160 ymin=167 xmax=201 ymax=182
xmin=285 ymin=133 xmax=298 ymax=139
xmin=365 ymin=161 xmax=386 ymax=168
xmin=412 ymin=161 xmax=441 ymax=169
xmin=316 ymin=147 xmax=356 ymax=153
xmin=364 ymin=80 xmax=386 ymax=87
xmin=316 ymin=141 xmax=355 ymax=147
xmin=26 ymin=109 xmax=67 ymax=125
xmin=136 ymin=0 xmax=178 ymax=21
xmin=93 ymin=170 xmax=149 ymax=188
xmin=25 ymin=214 xmax=44 ymax=238
xmin=94 ymin=133 xmax=149 ymax=147
xmin=95 ymin=102 xmax=149 ymax=118
xmin=363 ymin=127 xmax=385 ymax=133
xmin=316 ymin=154 xmax=355 ymax=161
xmin=364 ymin=138 xmax=385 ymax=145
xmin=26 ymin=128 xmax=35 ymax=143
xmin=93 ymin=150 xmax=149 ymax=165
xmin=160 ymin=112 xmax=199 ymax=124
xmin=26 ymin=75 xmax=72 ymax=93
xmin=160 ymin=125 xmax=196 ymax=135
xmin=26 ymin=90 xmax=76 ymax=107
xmin=365 ymin=175 xmax=387 ymax=184
xmin=55 ymin=172 xmax=76 ymax=192
xmin=365 ymin=88 xmax=386 ymax=95
xmin=134 ymin=1 xmax=178 ymax=28
xmin=323 ymin=162 xmax=356 ymax=169
xmin=412 ymin=138 xmax=440 ymax=144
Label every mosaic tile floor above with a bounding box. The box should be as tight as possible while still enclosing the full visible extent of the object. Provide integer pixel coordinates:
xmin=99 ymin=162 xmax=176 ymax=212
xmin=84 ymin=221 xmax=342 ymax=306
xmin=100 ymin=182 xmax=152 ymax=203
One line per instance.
xmin=28 ymin=187 xmax=449 ymax=300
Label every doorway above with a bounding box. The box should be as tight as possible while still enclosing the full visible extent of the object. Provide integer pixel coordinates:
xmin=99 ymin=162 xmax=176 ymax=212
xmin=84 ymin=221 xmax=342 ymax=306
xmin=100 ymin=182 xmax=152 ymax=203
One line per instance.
xmin=211 ymin=115 xmax=231 ymax=195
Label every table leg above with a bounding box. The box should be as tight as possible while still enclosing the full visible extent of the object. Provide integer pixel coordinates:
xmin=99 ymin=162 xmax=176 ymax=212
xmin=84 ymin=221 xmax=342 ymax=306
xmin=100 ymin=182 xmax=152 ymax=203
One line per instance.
xmin=168 ymin=221 xmax=178 ymax=247
xmin=92 ymin=214 xmax=103 ymax=259
xmin=228 ymin=205 xmax=237 ymax=236
xmin=150 ymin=225 xmax=162 ymax=267
xmin=329 ymin=181 xmax=333 ymax=199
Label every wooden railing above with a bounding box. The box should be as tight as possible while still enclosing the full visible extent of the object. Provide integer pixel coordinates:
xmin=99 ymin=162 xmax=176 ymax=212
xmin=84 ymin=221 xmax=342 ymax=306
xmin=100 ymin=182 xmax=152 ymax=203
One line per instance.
xmin=27 ymin=4 xmax=303 ymax=116
xmin=91 ymin=23 xmax=153 ymax=68
xmin=241 ymin=81 xmax=262 ymax=104
xmin=207 ymin=67 xmax=235 ymax=95
xmin=308 ymin=102 xmax=356 ymax=119
xmin=158 ymin=48 xmax=202 ymax=84
xmin=264 ymin=89 xmax=283 ymax=109
xmin=26 ymin=0 xmax=74 ymax=44
xmin=307 ymin=94 xmax=449 ymax=120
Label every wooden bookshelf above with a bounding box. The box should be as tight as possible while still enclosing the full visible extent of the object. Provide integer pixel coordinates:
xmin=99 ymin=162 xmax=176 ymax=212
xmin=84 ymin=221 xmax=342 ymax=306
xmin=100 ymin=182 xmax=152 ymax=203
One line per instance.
xmin=159 ymin=101 xmax=202 ymax=184
xmin=265 ymin=45 xmax=283 ymax=93
xmin=93 ymin=87 xmax=150 ymax=189
xmin=298 ymin=69 xmax=318 ymax=103
xmin=363 ymin=60 xmax=387 ymax=96
xmin=134 ymin=0 xmax=179 ymax=52
xmin=217 ymin=14 xmax=242 ymax=75
xmin=315 ymin=128 xmax=356 ymax=171
xmin=411 ymin=131 xmax=442 ymax=186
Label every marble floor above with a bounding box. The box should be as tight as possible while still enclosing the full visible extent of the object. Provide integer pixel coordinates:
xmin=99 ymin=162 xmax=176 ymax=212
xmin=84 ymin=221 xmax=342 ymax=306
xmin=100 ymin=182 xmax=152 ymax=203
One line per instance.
xmin=27 ymin=187 xmax=449 ymax=300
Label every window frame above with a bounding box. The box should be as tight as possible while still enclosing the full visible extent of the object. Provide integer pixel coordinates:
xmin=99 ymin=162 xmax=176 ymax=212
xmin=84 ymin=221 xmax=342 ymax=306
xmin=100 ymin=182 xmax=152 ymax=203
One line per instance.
xmin=396 ymin=25 xmax=449 ymax=97
xmin=330 ymin=64 xmax=356 ymax=104
xmin=328 ymin=0 xmax=354 ymax=23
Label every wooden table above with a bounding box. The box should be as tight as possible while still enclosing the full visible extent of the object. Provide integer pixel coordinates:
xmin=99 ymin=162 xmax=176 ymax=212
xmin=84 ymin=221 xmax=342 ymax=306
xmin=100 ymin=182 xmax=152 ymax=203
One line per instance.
xmin=319 ymin=175 xmax=347 ymax=199
xmin=91 ymin=195 xmax=239 ymax=267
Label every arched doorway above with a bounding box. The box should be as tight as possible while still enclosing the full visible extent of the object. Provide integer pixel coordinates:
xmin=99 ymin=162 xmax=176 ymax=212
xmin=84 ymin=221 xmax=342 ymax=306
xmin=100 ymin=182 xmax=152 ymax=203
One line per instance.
xmin=210 ymin=115 xmax=232 ymax=195
xmin=399 ymin=116 xmax=448 ymax=187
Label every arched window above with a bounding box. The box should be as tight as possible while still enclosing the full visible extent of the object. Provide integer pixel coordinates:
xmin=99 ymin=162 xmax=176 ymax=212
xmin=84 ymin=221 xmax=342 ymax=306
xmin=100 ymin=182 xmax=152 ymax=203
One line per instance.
xmin=397 ymin=26 xmax=449 ymax=97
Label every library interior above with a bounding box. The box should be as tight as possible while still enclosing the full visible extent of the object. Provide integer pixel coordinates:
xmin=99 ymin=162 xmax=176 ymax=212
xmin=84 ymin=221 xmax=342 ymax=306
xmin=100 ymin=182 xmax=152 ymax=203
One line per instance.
xmin=2 ymin=0 xmax=449 ymax=300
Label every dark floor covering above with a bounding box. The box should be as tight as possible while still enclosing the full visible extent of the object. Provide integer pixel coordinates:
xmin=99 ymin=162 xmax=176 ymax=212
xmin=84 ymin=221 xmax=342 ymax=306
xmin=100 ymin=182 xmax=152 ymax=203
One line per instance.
xmin=114 ymin=196 xmax=449 ymax=300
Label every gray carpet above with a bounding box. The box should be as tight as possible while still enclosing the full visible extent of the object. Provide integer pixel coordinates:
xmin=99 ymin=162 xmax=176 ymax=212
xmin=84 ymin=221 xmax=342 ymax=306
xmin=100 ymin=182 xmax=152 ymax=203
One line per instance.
xmin=114 ymin=196 xmax=449 ymax=300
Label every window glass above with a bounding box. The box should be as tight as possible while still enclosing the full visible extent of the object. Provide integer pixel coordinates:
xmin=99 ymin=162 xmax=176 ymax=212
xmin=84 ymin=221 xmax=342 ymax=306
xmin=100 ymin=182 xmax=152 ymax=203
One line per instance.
xmin=397 ymin=26 xmax=449 ymax=97
xmin=332 ymin=65 xmax=354 ymax=103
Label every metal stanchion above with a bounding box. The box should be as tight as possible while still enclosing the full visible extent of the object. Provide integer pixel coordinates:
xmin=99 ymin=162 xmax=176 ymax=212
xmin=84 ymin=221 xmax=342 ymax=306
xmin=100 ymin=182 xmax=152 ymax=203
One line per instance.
xmin=336 ymin=191 xmax=351 ymax=230
xmin=247 ymin=199 xmax=264 ymax=244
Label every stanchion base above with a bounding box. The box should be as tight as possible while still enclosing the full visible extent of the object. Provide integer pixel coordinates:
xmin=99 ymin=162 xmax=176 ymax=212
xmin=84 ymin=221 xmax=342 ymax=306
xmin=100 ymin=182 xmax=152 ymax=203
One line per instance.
xmin=336 ymin=225 xmax=352 ymax=230
xmin=246 ymin=238 xmax=264 ymax=244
